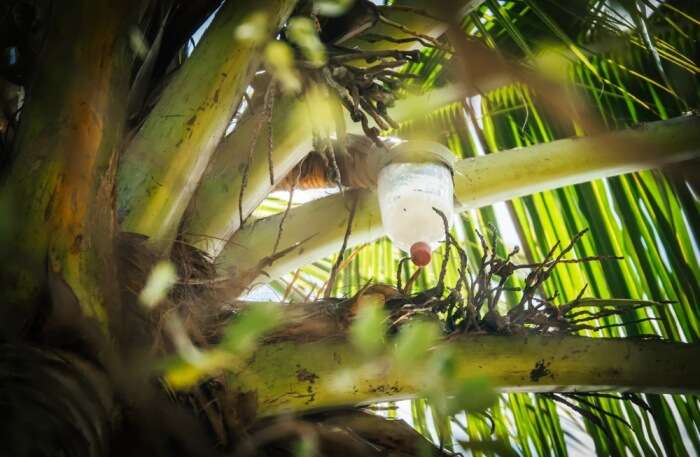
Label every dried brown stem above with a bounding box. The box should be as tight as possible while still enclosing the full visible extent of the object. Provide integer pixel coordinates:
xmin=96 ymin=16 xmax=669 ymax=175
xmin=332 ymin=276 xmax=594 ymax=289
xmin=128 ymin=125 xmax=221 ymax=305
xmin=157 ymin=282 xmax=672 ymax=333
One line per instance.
xmin=325 ymin=194 xmax=359 ymax=298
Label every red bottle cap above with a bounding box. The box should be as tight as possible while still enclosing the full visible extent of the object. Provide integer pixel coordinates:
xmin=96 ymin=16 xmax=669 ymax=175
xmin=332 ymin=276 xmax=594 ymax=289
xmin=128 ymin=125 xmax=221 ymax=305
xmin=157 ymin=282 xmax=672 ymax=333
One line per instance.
xmin=410 ymin=242 xmax=432 ymax=267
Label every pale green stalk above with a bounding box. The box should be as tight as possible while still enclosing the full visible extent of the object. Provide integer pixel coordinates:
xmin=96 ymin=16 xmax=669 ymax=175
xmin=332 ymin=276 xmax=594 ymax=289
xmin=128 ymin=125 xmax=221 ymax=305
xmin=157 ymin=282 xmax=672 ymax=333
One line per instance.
xmin=219 ymin=115 xmax=700 ymax=286
xmin=230 ymin=334 xmax=700 ymax=416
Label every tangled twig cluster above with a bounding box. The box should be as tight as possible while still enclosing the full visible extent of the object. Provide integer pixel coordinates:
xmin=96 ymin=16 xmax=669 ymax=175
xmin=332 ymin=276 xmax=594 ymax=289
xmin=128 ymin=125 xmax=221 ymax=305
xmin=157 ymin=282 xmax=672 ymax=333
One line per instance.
xmin=316 ymin=47 xmax=421 ymax=143
xmin=379 ymin=209 xmax=668 ymax=338
xmin=294 ymin=45 xmax=422 ymax=190
xmin=285 ymin=6 xmax=447 ymax=186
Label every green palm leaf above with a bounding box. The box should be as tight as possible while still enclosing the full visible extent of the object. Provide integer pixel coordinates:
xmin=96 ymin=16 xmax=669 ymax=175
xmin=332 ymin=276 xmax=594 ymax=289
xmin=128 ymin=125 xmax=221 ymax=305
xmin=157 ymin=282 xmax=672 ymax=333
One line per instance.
xmin=245 ymin=1 xmax=700 ymax=455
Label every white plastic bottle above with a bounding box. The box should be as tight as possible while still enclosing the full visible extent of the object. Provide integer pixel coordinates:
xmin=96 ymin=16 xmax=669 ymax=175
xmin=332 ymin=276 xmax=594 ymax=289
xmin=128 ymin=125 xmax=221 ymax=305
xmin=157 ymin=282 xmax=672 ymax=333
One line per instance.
xmin=377 ymin=154 xmax=454 ymax=266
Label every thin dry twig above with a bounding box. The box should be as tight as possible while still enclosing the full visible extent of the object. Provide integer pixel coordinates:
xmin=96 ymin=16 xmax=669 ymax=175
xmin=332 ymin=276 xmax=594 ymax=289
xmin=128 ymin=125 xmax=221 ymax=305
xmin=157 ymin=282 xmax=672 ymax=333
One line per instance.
xmin=325 ymin=193 xmax=359 ymax=298
xmin=266 ymin=81 xmax=277 ymax=186
xmin=238 ymin=82 xmax=276 ymax=228
xmin=273 ymin=165 xmax=302 ymax=254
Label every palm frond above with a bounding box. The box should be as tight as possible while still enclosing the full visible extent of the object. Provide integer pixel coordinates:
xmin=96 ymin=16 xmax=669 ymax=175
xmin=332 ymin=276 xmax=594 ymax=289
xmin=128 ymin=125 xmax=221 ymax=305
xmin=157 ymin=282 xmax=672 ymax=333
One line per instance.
xmin=244 ymin=2 xmax=699 ymax=454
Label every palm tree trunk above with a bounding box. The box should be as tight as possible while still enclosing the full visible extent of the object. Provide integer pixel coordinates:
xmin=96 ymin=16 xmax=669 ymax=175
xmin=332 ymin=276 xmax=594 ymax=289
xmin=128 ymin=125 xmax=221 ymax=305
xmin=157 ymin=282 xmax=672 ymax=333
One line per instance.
xmin=0 ymin=0 xmax=141 ymax=340
xmin=0 ymin=3 xmax=150 ymax=453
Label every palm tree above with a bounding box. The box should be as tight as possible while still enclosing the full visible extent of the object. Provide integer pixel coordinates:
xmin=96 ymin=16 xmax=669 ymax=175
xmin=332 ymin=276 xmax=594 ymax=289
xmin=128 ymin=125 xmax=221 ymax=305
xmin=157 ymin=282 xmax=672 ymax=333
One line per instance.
xmin=0 ymin=0 xmax=698 ymax=455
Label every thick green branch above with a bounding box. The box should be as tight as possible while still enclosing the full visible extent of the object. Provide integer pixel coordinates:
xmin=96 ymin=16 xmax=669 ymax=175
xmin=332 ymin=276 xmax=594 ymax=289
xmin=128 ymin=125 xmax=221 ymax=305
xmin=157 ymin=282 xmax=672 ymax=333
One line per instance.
xmin=117 ymin=0 xmax=296 ymax=251
xmin=218 ymin=114 xmax=700 ymax=284
xmin=180 ymin=94 xmax=315 ymax=256
xmin=230 ymin=335 xmax=700 ymax=417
